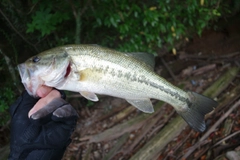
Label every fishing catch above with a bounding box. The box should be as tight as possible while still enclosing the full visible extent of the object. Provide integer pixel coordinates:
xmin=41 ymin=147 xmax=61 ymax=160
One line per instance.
xmin=18 ymin=44 xmax=217 ymax=132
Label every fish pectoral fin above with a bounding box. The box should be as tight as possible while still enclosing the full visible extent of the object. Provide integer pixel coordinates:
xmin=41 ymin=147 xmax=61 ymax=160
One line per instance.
xmin=126 ymin=98 xmax=154 ymax=113
xmin=80 ymin=91 xmax=99 ymax=102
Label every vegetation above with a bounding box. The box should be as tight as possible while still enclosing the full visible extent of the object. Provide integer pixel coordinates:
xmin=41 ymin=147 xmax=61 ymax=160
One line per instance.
xmin=24 ymin=0 xmax=230 ymax=53
xmin=0 ymin=87 xmax=13 ymax=126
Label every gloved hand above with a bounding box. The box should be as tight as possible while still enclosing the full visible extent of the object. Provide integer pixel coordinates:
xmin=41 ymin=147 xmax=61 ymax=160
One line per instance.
xmin=9 ymin=90 xmax=78 ymax=160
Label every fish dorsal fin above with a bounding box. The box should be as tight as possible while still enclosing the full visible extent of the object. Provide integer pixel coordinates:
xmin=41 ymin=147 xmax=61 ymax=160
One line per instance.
xmin=89 ymin=44 xmax=155 ymax=69
xmin=90 ymin=44 xmax=100 ymax=47
xmin=126 ymin=98 xmax=154 ymax=113
xmin=80 ymin=91 xmax=99 ymax=102
xmin=125 ymin=52 xmax=155 ymax=70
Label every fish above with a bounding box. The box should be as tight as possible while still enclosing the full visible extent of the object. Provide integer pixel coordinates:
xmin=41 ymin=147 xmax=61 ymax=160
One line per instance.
xmin=18 ymin=44 xmax=218 ymax=132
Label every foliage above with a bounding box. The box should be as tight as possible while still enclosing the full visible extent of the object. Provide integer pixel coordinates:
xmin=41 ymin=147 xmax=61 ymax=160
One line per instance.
xmin=0 ymin=87 xmax=14 ymax=126
xmin=21 ymin=0 xmax=231 ymax=54
xmin=0 ymin=29 xmax=18 ymax=126
xmin=26 ymin=1 xmax=70 ymax=37
xmin=86 ymin=100 xmax=95 ymax=107
xmin=0 ymin=29 xmax=18 ymax=63
xmin=88 ymin=0 xmax=227 ymax=53
xmin=26 ymin=8 xmax=70 ymax=37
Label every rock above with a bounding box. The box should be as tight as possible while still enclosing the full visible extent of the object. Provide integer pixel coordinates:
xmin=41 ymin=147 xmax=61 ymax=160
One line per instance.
xmin=226 ymin=151 xmax=240 ymax=160
xmin=93 ymin=150 xmax=101 ymax=159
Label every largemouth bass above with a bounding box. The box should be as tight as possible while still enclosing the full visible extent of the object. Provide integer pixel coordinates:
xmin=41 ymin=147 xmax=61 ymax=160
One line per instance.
xmin=18 ymin=44 xmax=217 ymax=132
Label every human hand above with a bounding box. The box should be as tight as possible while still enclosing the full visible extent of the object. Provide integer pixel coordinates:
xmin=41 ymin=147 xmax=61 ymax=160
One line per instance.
xmin=9 ymin=88 xmax=78 ymax=160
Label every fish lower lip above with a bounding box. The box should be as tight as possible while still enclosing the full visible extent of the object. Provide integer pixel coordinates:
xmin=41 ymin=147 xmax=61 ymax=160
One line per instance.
xmin=18 ymin=63 xmax=26 ymax=78
xmin=18 ymin=63 xmax=45 ymax=97
xmin=18 ymin=63 xmax=35 ymax=96
xmin=18 ymin=63 xmax=30 ymax=90
xmin=17 ymin=63 xmax=29 ymax=85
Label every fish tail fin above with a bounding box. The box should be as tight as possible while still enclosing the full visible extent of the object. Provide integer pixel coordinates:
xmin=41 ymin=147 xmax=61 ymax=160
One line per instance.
xmin=178 ymin=91 xmax=218 ymax=132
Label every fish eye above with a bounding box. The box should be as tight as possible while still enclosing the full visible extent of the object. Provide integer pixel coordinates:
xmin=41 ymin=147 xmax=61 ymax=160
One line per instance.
xmin=32 ymin=56 xmax=40 ymax=63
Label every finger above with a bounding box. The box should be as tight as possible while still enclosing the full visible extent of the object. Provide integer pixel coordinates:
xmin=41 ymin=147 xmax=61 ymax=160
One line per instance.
xmin=53 ymin=104 xmax=78 ymax=118
xmin=29 ymin=90 xmax=61 ymax=117
xmin=37 ymin=86 xmax=53 ymax=98
xmin=30 ymin=98 xmax=68 ymax=120
xmin=51 ymin=104 xmax=78 ymax=126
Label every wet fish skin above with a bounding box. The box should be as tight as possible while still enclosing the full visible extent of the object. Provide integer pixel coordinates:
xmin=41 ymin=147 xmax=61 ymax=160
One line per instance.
xmin=18 ymin=44 xmax=218 ymax=132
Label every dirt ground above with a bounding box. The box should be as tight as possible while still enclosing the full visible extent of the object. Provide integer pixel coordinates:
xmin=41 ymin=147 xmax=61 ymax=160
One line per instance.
xmin=60 ymin=14 xmax=240 ymax=160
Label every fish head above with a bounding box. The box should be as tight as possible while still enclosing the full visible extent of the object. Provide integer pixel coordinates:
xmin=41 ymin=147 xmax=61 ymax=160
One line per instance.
xmin=18 ymin=48 xmax=71 ymax=96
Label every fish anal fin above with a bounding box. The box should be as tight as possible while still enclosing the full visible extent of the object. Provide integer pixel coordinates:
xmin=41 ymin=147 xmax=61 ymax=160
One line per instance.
xmin=80 ymin=91 xmax=99 ymax=102
xmin=178 ymin=91 xmax=218 ymax=132
xmin=126 ymin=98 xmax=154 ymax=113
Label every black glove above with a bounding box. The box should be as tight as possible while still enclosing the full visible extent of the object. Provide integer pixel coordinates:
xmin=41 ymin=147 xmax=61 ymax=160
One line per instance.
xmin=9 ymin=90 xmax=78 ymax=160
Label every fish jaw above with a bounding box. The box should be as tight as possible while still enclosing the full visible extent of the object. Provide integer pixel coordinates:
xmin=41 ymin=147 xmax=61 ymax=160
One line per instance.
xmin=18 ymin=63 xmax=44 ymax=97
xmin=18 ymin=55 xmax=71 ymax=97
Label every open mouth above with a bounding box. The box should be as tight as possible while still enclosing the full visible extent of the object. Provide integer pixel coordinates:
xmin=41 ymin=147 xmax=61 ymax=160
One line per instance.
xmin=18 ymin=63 xmax=43 ymax=97
xmin=18 ymin=58 xmax=71 ymax=96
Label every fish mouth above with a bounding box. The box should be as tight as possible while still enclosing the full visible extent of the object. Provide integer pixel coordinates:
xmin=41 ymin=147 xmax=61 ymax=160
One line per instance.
xmin=18 ymin=63 xmax=43 ymax=97
xmin=18 ymin=59 xmax=70 ymax=96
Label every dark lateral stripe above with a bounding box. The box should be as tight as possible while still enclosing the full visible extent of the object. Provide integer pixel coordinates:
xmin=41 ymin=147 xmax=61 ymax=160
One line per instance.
xmin=149 ymin=81 xmax=189 ymax=103
xmin=135 ymin=75 xmax=191 ymax=105
xmin=90 ymin=63 xmax=192 ymax=107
